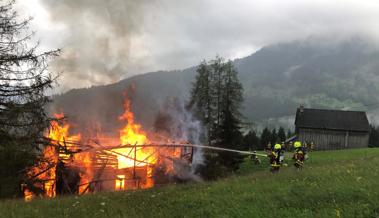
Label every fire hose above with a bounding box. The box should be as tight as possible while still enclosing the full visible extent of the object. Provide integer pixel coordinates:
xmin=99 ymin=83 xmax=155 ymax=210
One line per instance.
xmin=50 ymin=139 xmax=268 ymax=157
xmin=89 ymin=143 xmax=268 ymax=157
xmin=181 ymin=144 xmax=268 ymax=157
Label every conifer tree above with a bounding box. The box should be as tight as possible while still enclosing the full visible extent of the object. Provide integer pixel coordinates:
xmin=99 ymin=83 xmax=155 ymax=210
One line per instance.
xmin=189 ymin=57 xmax=244 ymax=175
xmin=278 ymin=127 xmax=286 ymax=142
xmin=0 ymin=0 xmax=59 ymax=198
xmin=260 ymin=128 xmax=272 ymax=149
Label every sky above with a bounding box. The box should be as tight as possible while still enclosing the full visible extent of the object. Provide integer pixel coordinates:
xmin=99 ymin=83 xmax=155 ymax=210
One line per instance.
xmin=16 ymin=0 xmax=379 ymax=92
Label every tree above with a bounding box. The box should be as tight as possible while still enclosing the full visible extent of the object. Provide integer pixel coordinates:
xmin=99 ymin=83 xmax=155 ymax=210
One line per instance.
xmin=216 ymin=61 xmax=244 ymax=171
xmin=242 ymin=131 xmax=260 ymax=150
xmin=189 ymin=57 xmax=244 ymax=176
xmin=270 ymin=128 xmax=278 ymax=145
xmin=188 ymin=60 xmax=216 ymax=145
xmin=0 ymin=0 xmax=59 ymax=198
xmin=277 ymin=127 xmax=286 ymax=142
xmin=260 ymin=128 xmax=271 ymax=149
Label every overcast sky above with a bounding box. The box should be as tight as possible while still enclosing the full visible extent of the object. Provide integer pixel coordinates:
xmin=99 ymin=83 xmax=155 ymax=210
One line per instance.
xmin=16 ymin=0 xmax=379 ymax=92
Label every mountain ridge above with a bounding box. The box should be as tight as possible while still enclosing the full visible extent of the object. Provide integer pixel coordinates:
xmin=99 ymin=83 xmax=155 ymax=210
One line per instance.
xmin=51 ymin=39 xmax=379 ymax=132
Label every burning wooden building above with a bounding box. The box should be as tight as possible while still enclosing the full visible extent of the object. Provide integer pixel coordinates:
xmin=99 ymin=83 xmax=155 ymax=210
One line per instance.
xmin=23 ymin=97 xmax=194 ymax=201
xmin=295 ymin=106 xmax=370 ymax=150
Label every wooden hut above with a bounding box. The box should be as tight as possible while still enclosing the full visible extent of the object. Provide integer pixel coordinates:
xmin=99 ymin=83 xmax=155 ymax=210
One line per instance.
xmin=294 ymin=106 xmax=369 ymax=150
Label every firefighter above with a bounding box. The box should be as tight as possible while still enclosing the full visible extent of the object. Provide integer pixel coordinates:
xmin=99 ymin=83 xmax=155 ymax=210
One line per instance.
xmin=293 ymin=141 xmax=305 ymax=170
xmin=269 ymin=143 xmax=282 ymax=173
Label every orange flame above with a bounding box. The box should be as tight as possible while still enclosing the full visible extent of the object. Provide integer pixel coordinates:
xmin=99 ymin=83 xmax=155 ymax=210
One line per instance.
xmin=115 ymin=98 xmax=157 ymax=169
xmin=119 ymin=99 xmax=148 ymax=146
xmin=48 ymin=115 xmax=94 ymax=195
xmin=113 ymin=97 xmax=157 ymax=189
xmin=24 ymin=92 xmax=188 ymax=200
xmin=24 ymin=113 xmax=85 ymax=200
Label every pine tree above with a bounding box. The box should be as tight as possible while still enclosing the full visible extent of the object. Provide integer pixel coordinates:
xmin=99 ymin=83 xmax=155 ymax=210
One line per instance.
xmin=242 ymin=131 xmax=260 ymax=150
xmin=278 ymin=127 xmax=286 ymax=142
xmin=271 ymin=129 xmax=278 ymax=145
xmin=260 ymin=128 xmax=272 ymax=149
xmin=189 ymin=57 xmax=244 ymax=175
xmin=216 ymin=61 xmax=244 ymax=171
xmin=0 ymin=0 xmax=59 ymax=198
xmin=188 ymin=60 xmax=213 ymax=145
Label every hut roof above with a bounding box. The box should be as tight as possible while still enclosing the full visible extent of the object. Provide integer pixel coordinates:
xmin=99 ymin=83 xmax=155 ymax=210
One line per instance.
xmin=295 ymin=108 xmax=369 ymax=132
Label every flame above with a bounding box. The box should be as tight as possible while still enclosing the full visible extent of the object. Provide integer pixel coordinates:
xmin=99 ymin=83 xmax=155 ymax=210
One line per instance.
xmin=119 ymin=99 xmax=148 ymax=146
xmin=48 ymin=115 xmax=94 ymax=195
xmin=75 ymin=152 xmax=93 ymax=194
xmin=115 ymin=175 xmax=126 ymax=190
xmin=24 ymin=92 xmax=189 ymax=200
xmin=24 ymin=143 xmax=57 ymax=200
xmin=114 ymin=98 xmax=157 ymax=169
xmin=23 ymin=189 xmax=34 ymax=202
xmin=24 ymin=113 xmax=85 ymax=200
xmin=110 ymin=95 xmax=185 ymax=189
xmin=48 ymin=113 xmax=81 ymax=144
xmin=112 ymin=97 xmax=158 ymax=189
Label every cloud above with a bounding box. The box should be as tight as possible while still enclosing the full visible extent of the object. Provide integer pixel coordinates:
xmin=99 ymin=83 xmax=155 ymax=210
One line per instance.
xmin=19 ymin=0 xmax=379 ymax=91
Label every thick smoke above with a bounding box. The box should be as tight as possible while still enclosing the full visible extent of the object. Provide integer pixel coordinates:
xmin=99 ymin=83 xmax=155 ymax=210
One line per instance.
xmin=40 ymin=0 xmax=150 ymax=90
xmin=34 ymin=0 xmax=379 ymax=92
xmin=154 ymin=97 xmax=204 ymax=181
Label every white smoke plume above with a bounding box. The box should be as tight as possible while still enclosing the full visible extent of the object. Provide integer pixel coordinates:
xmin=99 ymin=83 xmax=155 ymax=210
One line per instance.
xmin=154 ymin=97 xmax=204 ymax=181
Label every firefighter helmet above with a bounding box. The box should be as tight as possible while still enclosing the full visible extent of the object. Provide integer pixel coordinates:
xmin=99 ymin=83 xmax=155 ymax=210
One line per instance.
xmin=274 ymin=143 xmax=281 ymax=150
xmin=294 ymin=141 xmax=302 ymax=148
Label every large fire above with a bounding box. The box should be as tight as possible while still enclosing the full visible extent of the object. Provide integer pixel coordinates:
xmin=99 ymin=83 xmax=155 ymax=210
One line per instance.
xmin=113 ymin=98 xmax=157 ymax=189
xmin=116 ymin=98 xmax=156 ymax=170
xmin=23 ymin=94 xmax=191 ymax=200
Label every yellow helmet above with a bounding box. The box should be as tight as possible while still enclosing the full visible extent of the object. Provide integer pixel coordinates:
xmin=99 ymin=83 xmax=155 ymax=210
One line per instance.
xmin=274 ymin=144 xmax=281 ymax=150
xmin=294 ymin=141 xmax=302 ymax=148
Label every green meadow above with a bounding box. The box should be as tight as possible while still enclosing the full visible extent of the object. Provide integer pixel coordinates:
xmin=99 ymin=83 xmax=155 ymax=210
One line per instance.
xmin=1 ymin=148 xmax=378 ymax=218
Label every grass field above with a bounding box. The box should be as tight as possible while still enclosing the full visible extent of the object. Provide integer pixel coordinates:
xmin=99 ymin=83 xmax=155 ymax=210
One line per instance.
xmin=1 ymin=148 xmax=379 ymax=218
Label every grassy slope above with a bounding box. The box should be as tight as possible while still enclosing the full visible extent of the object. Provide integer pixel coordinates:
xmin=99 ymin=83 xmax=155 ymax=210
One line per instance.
xmin=1 ymin=148 xmax=379 ymax=218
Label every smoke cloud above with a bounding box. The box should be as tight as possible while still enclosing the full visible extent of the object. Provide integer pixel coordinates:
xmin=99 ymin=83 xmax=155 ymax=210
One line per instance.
xmin=38 ymin=0 xmax=150 ymax=90
xmin=19 ymin=0 xmax=379 ymax=91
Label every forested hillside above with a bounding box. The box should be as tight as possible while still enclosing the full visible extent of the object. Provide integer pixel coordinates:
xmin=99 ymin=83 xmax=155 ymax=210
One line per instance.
xmin=51 ymin=39 xmax=379 ymax=131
